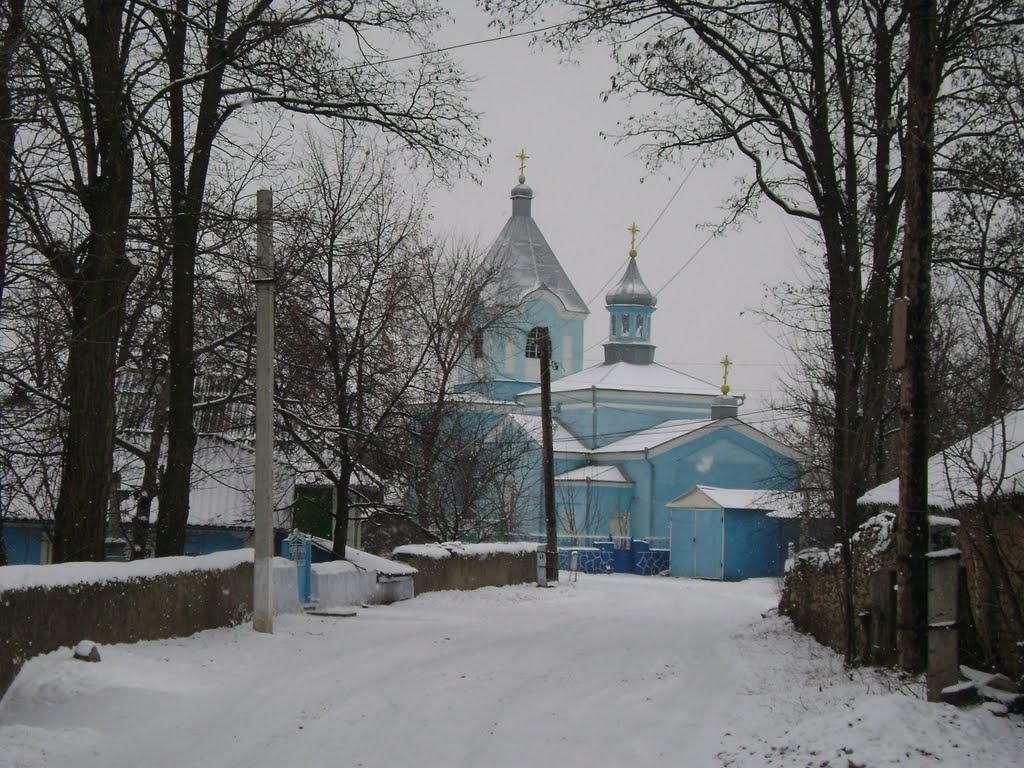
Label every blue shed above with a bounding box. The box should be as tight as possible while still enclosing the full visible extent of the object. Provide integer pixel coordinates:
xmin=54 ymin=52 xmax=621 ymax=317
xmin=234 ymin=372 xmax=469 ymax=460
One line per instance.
xmin=666 ymin=486 xmax=801 ymax=580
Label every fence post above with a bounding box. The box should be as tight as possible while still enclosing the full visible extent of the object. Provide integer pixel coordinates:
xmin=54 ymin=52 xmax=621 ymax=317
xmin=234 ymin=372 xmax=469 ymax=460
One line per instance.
xmin=927 ymin=519 xmax=960 ymax=702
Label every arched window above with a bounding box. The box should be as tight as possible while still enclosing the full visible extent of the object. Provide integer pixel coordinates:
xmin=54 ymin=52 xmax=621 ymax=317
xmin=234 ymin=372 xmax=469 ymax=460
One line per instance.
xmin=620 ymin=314 xmax=630 ymax=336
xmin=635 ymin=314 xmax=645 ymax=337
xmin=526 ymin=326 xmax=547 ymax=358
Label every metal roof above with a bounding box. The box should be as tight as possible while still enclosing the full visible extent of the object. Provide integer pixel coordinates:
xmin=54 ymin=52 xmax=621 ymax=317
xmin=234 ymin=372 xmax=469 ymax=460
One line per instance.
xmin=520 ymin=361 xmax=720 ymax=398
xmin=484 ymin=182 xmax=589 ymax=315
xmin=606 ymin=257 xmax=656 ymax=306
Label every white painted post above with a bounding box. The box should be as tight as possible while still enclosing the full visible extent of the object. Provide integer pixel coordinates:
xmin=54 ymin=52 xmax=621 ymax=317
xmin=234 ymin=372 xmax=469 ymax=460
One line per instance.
xmin=253 ymin=189 xmax=276 ymax=633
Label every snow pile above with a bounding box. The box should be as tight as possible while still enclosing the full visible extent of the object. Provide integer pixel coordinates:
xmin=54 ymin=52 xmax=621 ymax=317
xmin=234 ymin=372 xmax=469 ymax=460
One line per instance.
xmin=851 ymin=510 xmax=895 ymax=556
xmin=721 ymin=690 xmax=1020 ymax=767
xmin=0 ymin=549 xmax=254 ymax=592
xmin=717 ymin=611 xmax=1023 ymax=767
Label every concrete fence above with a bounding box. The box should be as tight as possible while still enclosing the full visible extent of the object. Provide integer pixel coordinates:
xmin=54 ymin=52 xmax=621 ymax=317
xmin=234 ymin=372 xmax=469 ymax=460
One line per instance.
xmin=0 ymin=552 xmax=268 ymax=699
xmin=391 ymin=543 xmax=539 ymax=594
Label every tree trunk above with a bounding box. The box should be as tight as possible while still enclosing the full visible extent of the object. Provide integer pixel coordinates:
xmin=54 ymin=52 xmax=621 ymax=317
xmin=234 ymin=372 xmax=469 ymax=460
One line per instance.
xmin=53 ymin=252 xmax=134 ymax=561
xmin=896 ymin=0 xmax=937 ymax=674
xmin=53 ymin=0 xmax=135 ymax=562
xmin=155 ymin=0 xmax=230 ymax=555
xmin=0 ymin=0 xmax=24 ymax=567
xmin=131 ymin=374 xmax=170 ymax=558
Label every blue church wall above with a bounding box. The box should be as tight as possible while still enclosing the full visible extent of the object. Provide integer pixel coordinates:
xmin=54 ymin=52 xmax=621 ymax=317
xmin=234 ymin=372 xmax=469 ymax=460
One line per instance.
xmin=614 ymin=428 xmax=799 ymax=542
xmin=491 ymin=295 xmax=585 ymax=391
xmin=722 ymin=510 xmax=800 ymax=580
xmin=453 ymin=295 xmax=585 ymax=402
xmin=520 ymin=394 xmax=714 ymax=449
xmin=554 ymin=481 xmax=634 ymax=539
xmin=3 ymin=523 xmax=46 ymax=565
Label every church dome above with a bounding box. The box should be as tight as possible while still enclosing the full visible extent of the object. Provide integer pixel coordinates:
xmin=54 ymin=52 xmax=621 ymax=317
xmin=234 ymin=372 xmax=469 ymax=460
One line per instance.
xmin=511 ymin=182 xmax=533 ymax=199
xmin=605 ymin=256 xmax=657 ymax=306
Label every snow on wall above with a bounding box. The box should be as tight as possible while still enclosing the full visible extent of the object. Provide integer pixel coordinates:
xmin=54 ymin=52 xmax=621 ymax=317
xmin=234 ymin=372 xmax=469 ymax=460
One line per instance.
xmin=0 ymin=549 xmax=255 ymax=593
xmin=391 ymin=541 xmax=540 ymax=560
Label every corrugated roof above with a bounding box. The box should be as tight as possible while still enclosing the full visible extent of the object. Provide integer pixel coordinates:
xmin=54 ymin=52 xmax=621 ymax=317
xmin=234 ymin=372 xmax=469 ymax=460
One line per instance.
xmin=858 ymin=410 xmax=1024 ymax=510
xmin=485 ymin=182 xmax=589 ymax=315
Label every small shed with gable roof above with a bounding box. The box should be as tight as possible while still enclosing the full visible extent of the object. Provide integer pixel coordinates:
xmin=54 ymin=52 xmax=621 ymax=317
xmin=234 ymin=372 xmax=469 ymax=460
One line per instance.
xmin=666 ymin=485 xmax=802 ymax=580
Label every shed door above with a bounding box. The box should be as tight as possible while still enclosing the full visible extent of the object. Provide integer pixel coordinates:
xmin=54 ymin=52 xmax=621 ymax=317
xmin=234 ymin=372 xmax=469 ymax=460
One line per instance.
xmin=694 ymin=509 xmax=724 ymax=580
xmin=669 ymin=511 xmax=696 ymax=577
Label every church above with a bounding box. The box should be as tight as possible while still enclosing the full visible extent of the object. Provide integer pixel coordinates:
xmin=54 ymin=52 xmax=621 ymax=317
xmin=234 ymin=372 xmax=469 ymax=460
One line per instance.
xmin=458 ymin=163 xmax=803 ymax=579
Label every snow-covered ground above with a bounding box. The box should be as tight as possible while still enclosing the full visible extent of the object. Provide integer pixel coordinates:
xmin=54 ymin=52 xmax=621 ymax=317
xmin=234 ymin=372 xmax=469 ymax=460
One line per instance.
xmin=1 ymin=575 xmax=1020 ymax=767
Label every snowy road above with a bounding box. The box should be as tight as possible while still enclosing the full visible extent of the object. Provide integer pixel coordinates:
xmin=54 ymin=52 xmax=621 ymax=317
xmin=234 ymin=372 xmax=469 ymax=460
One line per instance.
xmin=2 ymin=575 xmax=1021 ymax=767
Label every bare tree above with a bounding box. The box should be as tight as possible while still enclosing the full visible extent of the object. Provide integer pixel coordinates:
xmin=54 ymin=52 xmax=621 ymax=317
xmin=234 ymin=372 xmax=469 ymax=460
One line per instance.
xmin=482 ymin=0 xmax=1023 ymax=659
xmin=7 ymin=0 xmax=141 ymax=561
xmin=273 ymin=134 xmax=436 ymax=559
xmin=140 ymin=0 xmax=483 ymax=556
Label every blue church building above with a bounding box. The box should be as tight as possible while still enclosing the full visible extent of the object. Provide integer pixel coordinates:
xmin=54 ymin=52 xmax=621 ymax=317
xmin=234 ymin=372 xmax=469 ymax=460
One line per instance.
xmin=460 ymin=169 xmax=802 ymax=579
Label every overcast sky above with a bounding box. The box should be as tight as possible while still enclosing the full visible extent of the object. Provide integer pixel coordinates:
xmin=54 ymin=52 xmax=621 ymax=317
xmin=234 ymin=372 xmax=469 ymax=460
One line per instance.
xmin=427 ymin=3 xmax=810 ymax=425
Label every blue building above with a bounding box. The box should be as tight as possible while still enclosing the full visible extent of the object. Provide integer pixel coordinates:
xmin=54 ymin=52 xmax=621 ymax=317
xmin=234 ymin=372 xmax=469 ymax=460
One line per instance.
xmin=463 ymin=171 xmax=802 ymax=579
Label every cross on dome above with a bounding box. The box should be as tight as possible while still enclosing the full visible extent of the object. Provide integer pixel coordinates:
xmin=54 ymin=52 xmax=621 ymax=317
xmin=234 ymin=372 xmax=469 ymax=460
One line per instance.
xmin=516 ymin=148 xmax=529 ymax=184
xmin=721 ymin=354 xmax=733 ymax=395
xmin=628 ymin=222 xmax=640 ymax=258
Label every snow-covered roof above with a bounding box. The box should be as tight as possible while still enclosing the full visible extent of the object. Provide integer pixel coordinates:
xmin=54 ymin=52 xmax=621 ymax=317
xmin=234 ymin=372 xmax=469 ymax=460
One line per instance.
xmin=484 ymin=182 xmax=589 ymax=316
xmin=554 ymin=464 xmax=633 ymax=484
xmin=592 ymin=418 xmax=717 ymax=454
xmin=505 ymin=413 xmax=589 ymax=453
xmin=667 ymin=485 xmax=803 ymax=518
xmin=5 ymin=434 xmax=294 ymax=530
xmin=520 ymin=361 xmax=720 ymax=398
xmin=858 ymin=410 xmax=1024 ymax=510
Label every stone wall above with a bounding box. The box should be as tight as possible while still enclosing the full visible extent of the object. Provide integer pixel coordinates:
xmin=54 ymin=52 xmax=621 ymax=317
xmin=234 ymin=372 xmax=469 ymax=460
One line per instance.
xmin=956 ymin=501 xmax=1024 ymax=679
xmin=392 ymin=543 xmax=538 ymax=594
xmin=782 ymin=507 xmax=1024 ymax=679
xmin=0 ymin=557 xmax=254 ymax=699
xmin=780 ymin=513 xmax=896 ymax=661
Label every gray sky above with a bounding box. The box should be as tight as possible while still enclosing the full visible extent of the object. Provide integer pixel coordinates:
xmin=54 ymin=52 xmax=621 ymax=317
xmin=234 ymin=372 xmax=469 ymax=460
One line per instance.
xmin=429 ymin=3 xmax=809 ymax=426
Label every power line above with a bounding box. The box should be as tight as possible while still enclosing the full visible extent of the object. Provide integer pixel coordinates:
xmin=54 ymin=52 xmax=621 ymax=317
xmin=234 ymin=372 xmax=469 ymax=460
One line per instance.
xmin=584 ymin=148 xmax=709 ymax=310
xmin=337 ymin=21 xmax=572 ymax=72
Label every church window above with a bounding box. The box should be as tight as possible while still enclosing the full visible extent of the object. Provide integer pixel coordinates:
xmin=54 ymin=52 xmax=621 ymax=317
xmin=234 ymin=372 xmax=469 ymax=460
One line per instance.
xmin=620 ymin=314 xmax=630 ymax=336
xmin=610 ymin=315 xmax=616 ymax=337
xmin=636 ymin=314 xmax=645 ymax=337
xmin=525 ymin=326 xmax=547 ymax=358
xmin=472 ymin=330 xmax=484 ymax=359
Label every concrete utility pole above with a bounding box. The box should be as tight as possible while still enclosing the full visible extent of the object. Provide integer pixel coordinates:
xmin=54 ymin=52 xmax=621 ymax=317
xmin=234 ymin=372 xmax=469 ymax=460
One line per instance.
xmin=538 ymin=327 xmax=559 ymax=582
xmin=253 ymin=189 xmax=276 ymax=633
xmin=896 ymin=0 xmax=937 ymax=673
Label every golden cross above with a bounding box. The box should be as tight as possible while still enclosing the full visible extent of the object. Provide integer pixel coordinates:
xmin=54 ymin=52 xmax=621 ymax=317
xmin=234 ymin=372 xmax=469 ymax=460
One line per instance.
xmin=628 ymin=222 xmax=640 ymax=257
xmin=516 ymin=148 xmax=529 ymax=182
xmin=721 ymin=354 xmax=733 ymax=395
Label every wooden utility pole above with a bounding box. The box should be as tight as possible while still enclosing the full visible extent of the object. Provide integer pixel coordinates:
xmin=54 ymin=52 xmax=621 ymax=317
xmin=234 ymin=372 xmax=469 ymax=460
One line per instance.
xmin=538 ymin=327 xmax=559 ymax=582
xmin=253 ymin=189 xmax=276 ymax=633
xmin=896 ymin=0 xmax=937 ymax=673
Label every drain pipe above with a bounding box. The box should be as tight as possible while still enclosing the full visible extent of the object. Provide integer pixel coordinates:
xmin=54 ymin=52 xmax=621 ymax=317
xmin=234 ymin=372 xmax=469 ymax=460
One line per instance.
xmin=645 ymin=447 xmax=655 ymax=539
xmin=591 ymin=385 xmax=597 ymax=448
